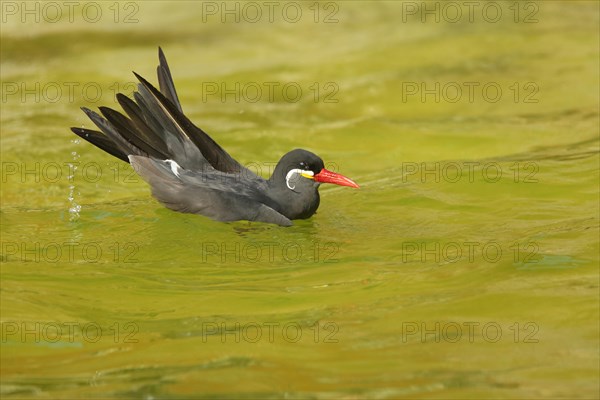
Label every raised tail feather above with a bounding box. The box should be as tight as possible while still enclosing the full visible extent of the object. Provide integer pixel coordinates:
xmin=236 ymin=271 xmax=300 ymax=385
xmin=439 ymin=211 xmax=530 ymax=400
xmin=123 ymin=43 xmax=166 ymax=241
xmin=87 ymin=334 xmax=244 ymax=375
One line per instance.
xmin=157 ymin=46 xmax=182 ymax=113
xmin=70 ymin=47 xmax=250 ymax=176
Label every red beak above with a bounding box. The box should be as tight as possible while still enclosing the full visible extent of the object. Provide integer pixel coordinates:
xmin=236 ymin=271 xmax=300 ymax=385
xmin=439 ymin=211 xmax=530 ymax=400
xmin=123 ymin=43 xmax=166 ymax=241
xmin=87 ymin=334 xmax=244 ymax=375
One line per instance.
xmin=313 ymin=168 xmax=359 ymax=188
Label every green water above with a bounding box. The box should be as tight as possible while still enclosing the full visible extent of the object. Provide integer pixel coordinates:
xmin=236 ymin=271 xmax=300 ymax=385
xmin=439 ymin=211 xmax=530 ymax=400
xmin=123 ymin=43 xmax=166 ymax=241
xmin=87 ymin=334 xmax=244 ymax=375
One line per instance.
xmin=1 ymin=1 xmax=599 ymax=398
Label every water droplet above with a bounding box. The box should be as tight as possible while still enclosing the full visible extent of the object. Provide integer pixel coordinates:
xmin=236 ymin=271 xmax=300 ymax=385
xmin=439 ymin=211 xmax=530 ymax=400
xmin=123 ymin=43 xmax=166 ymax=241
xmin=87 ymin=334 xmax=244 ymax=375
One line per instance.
xmin=68 ymin=143 xmax=81 ymax=221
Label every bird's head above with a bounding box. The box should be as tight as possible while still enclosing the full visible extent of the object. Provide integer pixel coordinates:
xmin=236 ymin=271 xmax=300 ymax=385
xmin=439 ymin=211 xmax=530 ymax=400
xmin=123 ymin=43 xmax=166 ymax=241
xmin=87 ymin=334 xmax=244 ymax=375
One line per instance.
xmin=271 ymin=149 xmax=359 ymax=191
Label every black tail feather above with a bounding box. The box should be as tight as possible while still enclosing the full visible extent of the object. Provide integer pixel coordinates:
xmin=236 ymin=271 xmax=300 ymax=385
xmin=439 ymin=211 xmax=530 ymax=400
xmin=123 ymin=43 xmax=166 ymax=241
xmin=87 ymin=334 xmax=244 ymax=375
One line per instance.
xmin=80 ymin=107 xmax=145 ymax=159
xmin=116 ymin=93 xmax=168 ymax=154
xmin=133 ymin=73 xmax=188 ymax=151
xmin=98 ymin=106 xmax=165 ymax=159
xmin=71 ymin=47 xmax=256 ymax=178
xmin=157 ymin=46 xmax=183 ymax=113
xmin=131 ymin=90 xmax=171 ymax=146
xmin=133 ymin=71 xmax=243 ymax=173
xmin=71 ymin=127 xmax=129 ymax=162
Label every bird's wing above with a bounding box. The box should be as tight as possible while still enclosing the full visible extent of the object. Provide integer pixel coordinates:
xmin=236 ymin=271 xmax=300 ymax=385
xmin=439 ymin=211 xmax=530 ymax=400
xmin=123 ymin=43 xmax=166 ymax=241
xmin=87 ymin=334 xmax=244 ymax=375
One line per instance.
xmin=129 ymin=156 xmax=292 ymax=227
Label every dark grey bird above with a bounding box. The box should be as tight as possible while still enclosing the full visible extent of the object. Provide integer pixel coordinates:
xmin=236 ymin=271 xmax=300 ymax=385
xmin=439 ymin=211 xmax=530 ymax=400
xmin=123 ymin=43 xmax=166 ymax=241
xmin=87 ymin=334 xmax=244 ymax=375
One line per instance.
xmin=71 ymin=48 xmax=359 ymax=226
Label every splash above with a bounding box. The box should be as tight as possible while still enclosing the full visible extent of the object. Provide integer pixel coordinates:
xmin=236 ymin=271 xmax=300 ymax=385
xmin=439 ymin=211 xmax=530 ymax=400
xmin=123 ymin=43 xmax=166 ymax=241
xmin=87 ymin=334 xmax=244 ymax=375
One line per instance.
xmin=68 ymin=138 xmax=81 ymax=221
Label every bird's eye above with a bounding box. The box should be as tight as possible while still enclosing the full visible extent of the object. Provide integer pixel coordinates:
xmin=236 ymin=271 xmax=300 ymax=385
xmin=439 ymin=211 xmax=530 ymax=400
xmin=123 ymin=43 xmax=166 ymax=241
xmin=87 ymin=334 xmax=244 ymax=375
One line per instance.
xmin=299 ymin=162 xmax=310 ymax=170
